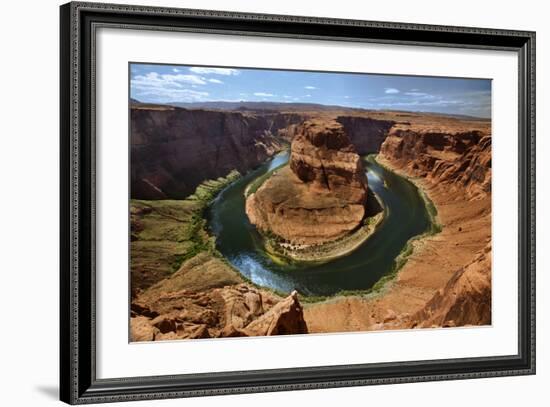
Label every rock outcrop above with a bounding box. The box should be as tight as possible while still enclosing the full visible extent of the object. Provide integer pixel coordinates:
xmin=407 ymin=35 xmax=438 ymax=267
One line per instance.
xmin=290 ymin=120 xmax=369 ymax=203
xmin=245 ymin=119 xmax=369 ymax=246
xmin=240 ymin=291 xmax=308 ymax=336
xmin=131 ymin=282 xmax=308 ymax=341
xmin=131 ymin=245 xmax=308 ymax=341
xmin=371 ymin=242 xmax=492 ymax=331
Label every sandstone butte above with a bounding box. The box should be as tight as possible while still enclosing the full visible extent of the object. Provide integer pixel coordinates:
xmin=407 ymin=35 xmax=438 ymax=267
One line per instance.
xmin=129 ymin=103 xmax=493 ymax=340
xmin=245 ymin=119 xmax=371 ymax=254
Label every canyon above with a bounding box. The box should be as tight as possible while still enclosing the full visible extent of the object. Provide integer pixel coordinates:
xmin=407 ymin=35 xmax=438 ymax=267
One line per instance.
xmin=130 ymin=102 xmax=492 ymax=340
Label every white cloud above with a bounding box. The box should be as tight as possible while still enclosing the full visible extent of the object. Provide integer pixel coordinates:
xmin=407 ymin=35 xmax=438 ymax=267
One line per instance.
xmin=377 ymin=99 xmax=463 ymax=107
xmin=208 ymin=78 xmax=223 ymax=84
xmin=189 ymin=67 xmax=240 ymax=75
xmin=344 ymin=96 xmax=350 ymax=99
xmin=384 ymin=88 xmax=400 ymax=94
xmin=283 ymin=95 xmax=292 ymax=99
xmin=360 ymin=88 xmax=490 ymax=117
xmin=304 ymin=94 xmax=311 ymax=98
xmin=131 ymin=72 xmax=210 ymax=102
xmin=404 ymin=91 xmax=432 ymax=97
xmin=209 ymin=98 xmax=250 ymax=102
xmin=133 ymin=72 xmax=207 ymax=87
xmin=135 ymin=87 xmax=209 ymax=102
xmin=304 ymin=86 xmax=317 ymax=90
xmin=253 ymin=92 xmax=275 ymax=97
xmin=172 ymin=68 xmax=180 ymax=73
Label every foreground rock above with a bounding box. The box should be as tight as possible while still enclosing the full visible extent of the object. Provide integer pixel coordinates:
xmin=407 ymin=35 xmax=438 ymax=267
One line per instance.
xmin=241 ymin=291 xmax=308 ymax=336
xmin=131 ymin=255 xmax=308 ymax=341
xmin=246 ymin=119 xmax=369 ymax=247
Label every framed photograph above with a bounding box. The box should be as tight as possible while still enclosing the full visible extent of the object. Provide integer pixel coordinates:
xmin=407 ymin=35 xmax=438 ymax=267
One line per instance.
xmin=60 ymin=1 xmax=536 ymax=404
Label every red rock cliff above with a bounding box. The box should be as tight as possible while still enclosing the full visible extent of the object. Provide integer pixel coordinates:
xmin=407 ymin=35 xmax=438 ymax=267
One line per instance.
xmin=290 ymin=120 xmax=368 ymax=203
xmin=131 ymin=106 xmax=293 ymax=199
xmin=379 ymin=125 xmax=491 ymax=199
xmin=374 ymin=118 xmax=492 ymax=330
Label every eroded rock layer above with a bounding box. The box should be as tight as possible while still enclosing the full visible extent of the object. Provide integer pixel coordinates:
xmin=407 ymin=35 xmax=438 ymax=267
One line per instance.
xmin=380 ymin=126 xmax=491 ymax=199
xmin=245 ymin=119 xmax=369 ymax=246
xmin=290 ymin=120 xmax=369 ymax=203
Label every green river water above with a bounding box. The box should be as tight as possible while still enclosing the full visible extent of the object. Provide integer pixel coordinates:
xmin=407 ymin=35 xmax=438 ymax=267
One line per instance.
xmin=206 ymin=151 xmax=434 ymax=297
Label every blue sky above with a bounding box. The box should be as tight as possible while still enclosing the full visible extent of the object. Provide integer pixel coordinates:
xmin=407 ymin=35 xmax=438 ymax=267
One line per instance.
xmin=130 ymin=63 xmax=492 ymax=118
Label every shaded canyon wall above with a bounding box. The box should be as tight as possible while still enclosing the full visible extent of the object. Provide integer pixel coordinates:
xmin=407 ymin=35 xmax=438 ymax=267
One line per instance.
xmin=130 ymin=107 xmax=299 ymax=199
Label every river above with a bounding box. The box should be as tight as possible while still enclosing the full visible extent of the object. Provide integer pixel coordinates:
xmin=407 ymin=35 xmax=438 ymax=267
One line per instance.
xmin=206 ymin=151 xmax=433 ymax=297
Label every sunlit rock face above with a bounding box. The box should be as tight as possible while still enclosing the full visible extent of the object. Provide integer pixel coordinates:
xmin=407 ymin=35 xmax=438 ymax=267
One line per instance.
xmin=379 ymin=127 xmax=491 ymax=199
xmin=290 ymin=119 xmax=369 ymax=203
xmin=246 ymin=119 xmax=369 ymax=246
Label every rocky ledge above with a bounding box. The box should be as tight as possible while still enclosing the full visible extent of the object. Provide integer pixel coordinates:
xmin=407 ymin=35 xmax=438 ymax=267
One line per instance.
xmin=245 ymin=119 xmax=380 ymax=261
xmin=131 ymin=253 xmax=308 ymax=341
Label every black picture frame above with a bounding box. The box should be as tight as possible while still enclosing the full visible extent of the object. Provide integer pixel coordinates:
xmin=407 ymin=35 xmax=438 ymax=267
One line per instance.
xmin=60 ymin=1 xmax=536 ymax=404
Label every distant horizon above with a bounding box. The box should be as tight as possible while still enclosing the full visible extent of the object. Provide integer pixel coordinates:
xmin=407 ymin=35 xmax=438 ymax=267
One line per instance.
xmin=130 ymin=63 xmax=492 ymax=118
xmin=131 ymin=98 xmax=490 ymax=120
